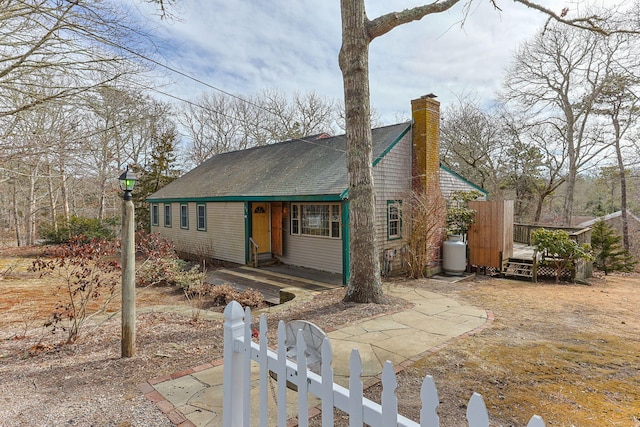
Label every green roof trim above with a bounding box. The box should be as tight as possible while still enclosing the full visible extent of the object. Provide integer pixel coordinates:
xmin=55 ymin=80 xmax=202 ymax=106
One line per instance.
xmin=372 ymin=124 xmax=411 ymax=167
xmin=440 ymin=163 xmax=488 ymax=196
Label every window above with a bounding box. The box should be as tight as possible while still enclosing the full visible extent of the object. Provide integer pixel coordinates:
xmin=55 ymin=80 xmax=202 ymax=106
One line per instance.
xmin=291 ymin=204 xmax=299 ymax=234
xmin=387 ymin=201 xmax=402 ymax=240
xmin=196 ymin=203 xmax=206 ymax=231
xmin=164 ymin=204 xmax=171 ymax=227
xmin=290 ymin=203 xmax=340 ymax=238
xmin=180 ymin=204 xmax=189 ymax=229
xmin=151 ymin=204 xmax=159 ymax=226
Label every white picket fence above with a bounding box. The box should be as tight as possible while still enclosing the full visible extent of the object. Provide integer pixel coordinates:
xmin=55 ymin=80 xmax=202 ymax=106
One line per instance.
xmin=222 ymin=301 xmax=546 ymax=427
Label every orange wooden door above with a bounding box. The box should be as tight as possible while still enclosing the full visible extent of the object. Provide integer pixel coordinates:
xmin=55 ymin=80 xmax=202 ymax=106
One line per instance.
xmin=251 ymin=203 xmax=270 ymax=254
xmin=271 ymin=202 xmax=283 ymax=256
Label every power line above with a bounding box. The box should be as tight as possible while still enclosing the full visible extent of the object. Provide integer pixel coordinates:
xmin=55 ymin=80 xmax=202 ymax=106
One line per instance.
xmin=22 ymin=5 xmax=346 ymax=154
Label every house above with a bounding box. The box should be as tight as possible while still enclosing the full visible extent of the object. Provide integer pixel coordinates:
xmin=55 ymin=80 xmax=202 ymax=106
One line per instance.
xmin=440 ymin=164 xmax=488 ymax=200
xmin=147 ymin=95 xmax=484 ymax=284
xmin=576 ymin=210 xmax=640 ymax=257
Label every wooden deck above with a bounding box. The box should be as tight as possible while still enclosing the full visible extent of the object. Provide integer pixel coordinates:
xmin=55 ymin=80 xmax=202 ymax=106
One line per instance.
xmin=511 ymin=242 xmax=536 ymax=260
xmin=205 ymin=265 xmax=342 ymax=305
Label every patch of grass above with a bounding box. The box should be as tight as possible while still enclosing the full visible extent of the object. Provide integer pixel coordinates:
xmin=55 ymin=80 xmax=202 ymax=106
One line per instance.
xmin=411 ymin=331 xmax=640 ymax=426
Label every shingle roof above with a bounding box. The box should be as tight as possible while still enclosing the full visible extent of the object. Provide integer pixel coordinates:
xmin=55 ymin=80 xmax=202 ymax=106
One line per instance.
xmin=148 ymin=123 xmax=411 ymax=201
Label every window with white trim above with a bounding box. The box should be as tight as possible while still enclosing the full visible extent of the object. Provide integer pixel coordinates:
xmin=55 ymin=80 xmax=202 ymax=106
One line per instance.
xmin=164 ymin=204 xmax=171 ymax=227
xmin=196 ymin=203 xmax=206 ymax=231
xmin=290 ymin=203 xmax=340 ymax=238
xmin=151 ymin=204 xmax=159 ymax=226
xmin=387 ymin=200 xmax=402 ymax=240
xmin=180 ymin=204 xmax=189 ymax=229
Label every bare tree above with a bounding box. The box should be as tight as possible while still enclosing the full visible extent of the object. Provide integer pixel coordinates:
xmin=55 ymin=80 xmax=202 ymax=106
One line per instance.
xmin=81 ymin=87 xmax=176 ymax=219
xmin=594 ymin=68 xmax=640 ymax=249
xmin=441 ymin=98 xmax=506 ymax=198
xmin=179 ymin=89 xmax=338 ymax=166
xmin=339 ymin=0 xmax=635 ymax=303
xmin=0 ymin=1 xmax=149 ymax=119
xmin=502 ymin=21 xmax=625 ymax=225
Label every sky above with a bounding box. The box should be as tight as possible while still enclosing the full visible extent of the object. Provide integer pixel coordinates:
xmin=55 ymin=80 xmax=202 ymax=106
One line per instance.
xmin=130 ymin=0 xmax=628 ymax=124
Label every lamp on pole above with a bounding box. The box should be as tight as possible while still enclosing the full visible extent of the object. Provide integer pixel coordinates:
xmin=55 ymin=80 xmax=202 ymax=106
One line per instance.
xmin=119 ymin=166 xmax=137 ymax=357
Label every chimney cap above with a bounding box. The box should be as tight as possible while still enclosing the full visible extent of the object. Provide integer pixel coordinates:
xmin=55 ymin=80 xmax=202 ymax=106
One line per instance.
xmin=422 ymin=93 xmax=437 ymax=99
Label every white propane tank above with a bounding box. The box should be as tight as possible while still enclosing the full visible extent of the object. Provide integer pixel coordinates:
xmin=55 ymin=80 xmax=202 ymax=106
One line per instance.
xmin=443 ymin=235 xmax=467 ymax=276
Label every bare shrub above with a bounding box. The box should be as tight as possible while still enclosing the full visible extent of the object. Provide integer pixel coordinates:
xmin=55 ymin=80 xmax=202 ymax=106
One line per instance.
xmin=204 ymin=283 xmax=264 ymax=309
xmin=404 ymin=190 xmax=446 ymax=278
xmin=30 ymin=237 xmax=120 ymax=343
xmin=135 ymin=232 xmax=205 ymax=289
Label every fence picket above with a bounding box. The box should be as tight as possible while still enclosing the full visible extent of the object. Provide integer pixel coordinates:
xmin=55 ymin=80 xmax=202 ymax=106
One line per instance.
xmin=381 ymin=362 xmax=399 ymax=426
xmin=258 ymin=314 xmax=268 ymax=427
xmin=467 ymin=392 xmax=489 ymax=427
xmin=420 ymin=375 xmax=439 ymax=427
xmin=277 ymin=320 xmax=287 ymax=427
xmin=527 ymin=415 xmax=546 ymax=427
xmin=297 ymin=329 xmax=309 ymax=427
xmin=348 ymin=350 xmax=363 ymax=427
xmin=320 ymin=338 xmax=334 ymax=427
xmin=242 ymin=307 xmax=252 ymax=427
xmin=222 ymin=301 xmax=244 ymax=427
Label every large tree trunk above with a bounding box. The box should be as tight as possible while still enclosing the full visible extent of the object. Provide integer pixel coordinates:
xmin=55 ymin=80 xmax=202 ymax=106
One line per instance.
xmin=46 ymin=163 xmax=58 ymax=232
xmin=12 ymin=180 xmax=21 ymax=247
xmin=613 ymin=116 xmax=629 ymax=250
xmin=60 ymin=162 xmax=70 ymax=222
xmin=339 ymin=0 xmax=385 ymax=304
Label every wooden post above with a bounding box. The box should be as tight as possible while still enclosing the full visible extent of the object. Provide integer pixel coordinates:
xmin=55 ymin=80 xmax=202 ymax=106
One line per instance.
xmin=121 ymin=198 xmax=136 ymax=357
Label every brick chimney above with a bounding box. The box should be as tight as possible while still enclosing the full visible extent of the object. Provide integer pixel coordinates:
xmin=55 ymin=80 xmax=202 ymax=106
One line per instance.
xmin=411 ymin=94 xmax=446 ymax=275
xmin=411 ymin=94 xmax=441 ymax=196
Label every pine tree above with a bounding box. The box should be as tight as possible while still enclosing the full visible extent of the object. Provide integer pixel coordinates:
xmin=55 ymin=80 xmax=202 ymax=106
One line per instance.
xmin=590 ymin=219 xmax=636 ymax=275
xmin=132 ymin=127 xmax=180 ymax=231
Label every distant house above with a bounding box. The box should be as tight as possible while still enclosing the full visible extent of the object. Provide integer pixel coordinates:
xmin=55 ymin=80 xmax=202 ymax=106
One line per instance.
xmin=147 ymin=95 xmax=485 ymax=284
xmin=576 ymin=210 xmax=640 ymax=256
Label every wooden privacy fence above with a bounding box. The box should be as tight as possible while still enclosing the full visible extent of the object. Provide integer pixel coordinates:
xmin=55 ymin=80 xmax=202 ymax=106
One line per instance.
xmin=222 ymin=301 xmax=547 ymax=427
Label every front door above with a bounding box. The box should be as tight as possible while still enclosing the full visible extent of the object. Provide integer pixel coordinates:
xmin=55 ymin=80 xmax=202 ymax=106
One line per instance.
xmin=251 ymin=203 xmax=270 ymax=254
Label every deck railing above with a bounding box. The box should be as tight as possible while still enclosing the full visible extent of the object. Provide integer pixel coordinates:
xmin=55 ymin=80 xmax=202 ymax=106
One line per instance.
xmin=513 ymin=223 xmax=592 ymax=246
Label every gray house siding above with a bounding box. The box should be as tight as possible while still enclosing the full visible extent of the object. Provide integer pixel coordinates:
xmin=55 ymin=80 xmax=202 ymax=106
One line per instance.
xmin=151 ymin=202 xmax=246 ymax=264
xmin=373 ymin=132 xmax=413 ymax=273
xmin=440 ymin=166 xmax=487 ymax=200
xmin=276 ymin=203 xmax=343 ymax=274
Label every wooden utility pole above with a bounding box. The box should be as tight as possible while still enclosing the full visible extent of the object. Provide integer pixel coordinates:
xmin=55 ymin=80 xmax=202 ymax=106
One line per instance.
xmin=121 ymin=197 xmax=136 ymax=357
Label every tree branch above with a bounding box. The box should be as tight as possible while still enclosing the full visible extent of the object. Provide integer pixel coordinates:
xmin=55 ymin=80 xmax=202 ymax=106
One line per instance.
xmin=367 ymin=0 xmax=462 ymax=40
xmin=512 ymin=0 xmax=628 ymax=35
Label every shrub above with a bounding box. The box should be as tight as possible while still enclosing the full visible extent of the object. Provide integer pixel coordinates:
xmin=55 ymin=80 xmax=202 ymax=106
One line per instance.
xmin=531 ymin=228 xmax=593 ymax=283
xmin=39 ymin=216 xmax=117 ymax=244
xmin=135 ymin=232 xmax=206 ymax=289
xmin=204 ymin=283 xmax=264 ymax=309
xmin=446 ymin=190 xmax=482 ymax=239
xmin=30 ymin=237 xmax=120 ymax=343
xmin=405 ymin=190 xmax=446 ymax=278
xmin=590 ymin=219 xmax=636 ymax=275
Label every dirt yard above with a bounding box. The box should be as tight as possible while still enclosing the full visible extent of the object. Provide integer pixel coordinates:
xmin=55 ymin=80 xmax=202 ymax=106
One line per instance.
xmin=1 ymin=245 xmax=639 ymax=426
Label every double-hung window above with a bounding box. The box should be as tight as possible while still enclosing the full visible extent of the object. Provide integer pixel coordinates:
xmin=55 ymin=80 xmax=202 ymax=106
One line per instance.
xmin=164 ymin=204 xmax=171 ymax=227
xmin=387 ymin=200 xmax=402 ymax=240
xmin=290 ymin=203 xmax=340 ymax=238
xmin=196 ymin=203 xmax=206 ymax=231
xmin=180 ymin=204 xmax=189 ymax=229
xmin=151 ymin=204 xmax=159 ymax=226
